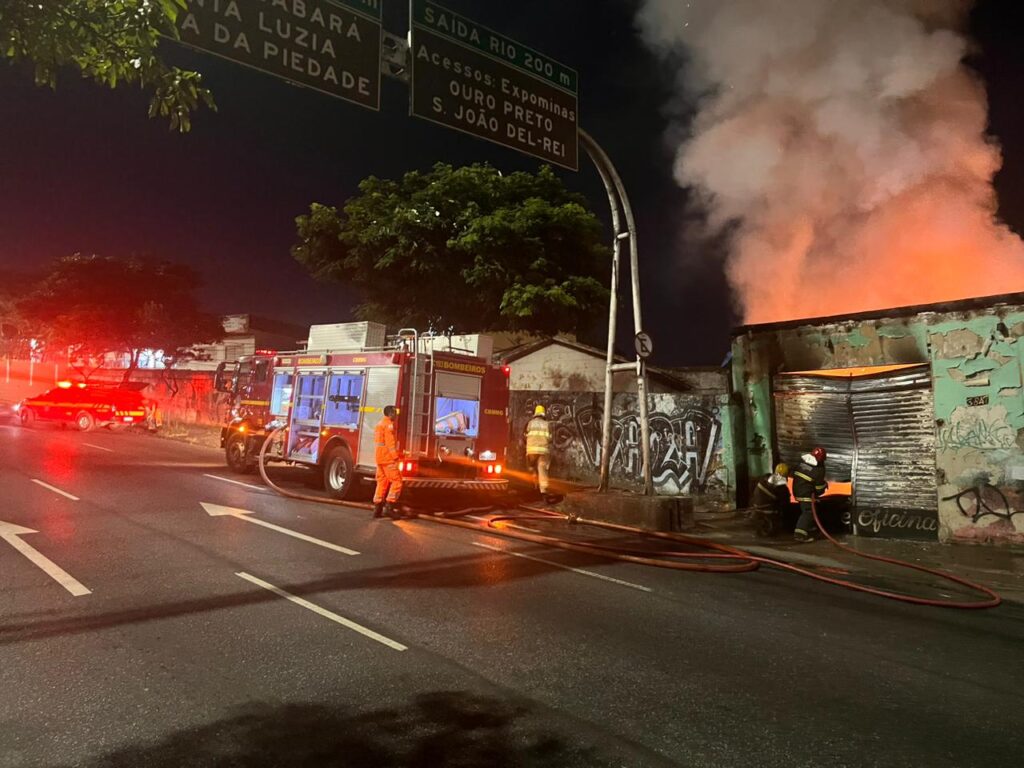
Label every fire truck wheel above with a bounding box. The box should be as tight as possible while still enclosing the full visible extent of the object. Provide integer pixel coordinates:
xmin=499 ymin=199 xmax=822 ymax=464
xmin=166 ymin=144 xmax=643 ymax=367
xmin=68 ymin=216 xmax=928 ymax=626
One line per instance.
xmin=323 ymin=445 xmax=355 ymax=500
xmin=225 ymin=433 xmax=254 ymax=474
xmin=19 ymin=408 xmax=36 ymax=428
xmin=75 ymin=411 xmax=96 ymax=432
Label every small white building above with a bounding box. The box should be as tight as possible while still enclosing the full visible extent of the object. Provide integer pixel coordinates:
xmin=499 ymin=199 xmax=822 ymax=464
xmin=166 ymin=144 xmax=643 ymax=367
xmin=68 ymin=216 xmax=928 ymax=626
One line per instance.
xmin=497 ymin=337 xmax=726 ymax=394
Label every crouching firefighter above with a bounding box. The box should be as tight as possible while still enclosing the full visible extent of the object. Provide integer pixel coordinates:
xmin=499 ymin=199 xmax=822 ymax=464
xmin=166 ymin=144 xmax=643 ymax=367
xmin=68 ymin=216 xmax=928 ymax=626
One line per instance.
xmin=751 ymin=462 xmax=790 ymax=537
xmin=793 ymin=447 xmax=828 ymax=543
xmin=525 ymin=404 xmax=554 ymax=502
xmin=373 ymin=405 xmax=403 ymax=519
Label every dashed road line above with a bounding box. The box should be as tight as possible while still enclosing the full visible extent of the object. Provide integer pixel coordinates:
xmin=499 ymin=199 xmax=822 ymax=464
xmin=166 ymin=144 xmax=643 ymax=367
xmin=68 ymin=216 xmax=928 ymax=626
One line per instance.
xmin=30 ymin=479 xmax=80 ymax=502
xmin=203 ymin=473 xmax=267 ymax=492
xmin=472 ymin=541 xmax=653 ymax=593
xmin=82 ymin=442 xmax=114 ymax=453
xmin=236 ymin=572 xmax=407 ymax=651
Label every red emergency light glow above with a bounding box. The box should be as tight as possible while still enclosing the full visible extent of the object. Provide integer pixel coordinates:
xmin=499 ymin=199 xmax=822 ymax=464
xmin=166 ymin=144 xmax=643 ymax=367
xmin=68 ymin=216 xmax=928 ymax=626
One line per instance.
xmin=399 ymin=460 xmax=418 ymax=475
xmin=501 ymin=366 xmax=511 ymax=377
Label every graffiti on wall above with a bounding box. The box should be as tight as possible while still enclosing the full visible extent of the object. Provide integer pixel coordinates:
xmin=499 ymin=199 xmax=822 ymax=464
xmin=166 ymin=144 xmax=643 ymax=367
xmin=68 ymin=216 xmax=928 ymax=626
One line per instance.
xmin=943 ymin=483 xmax=1022 ymax=529
xmin=516 ymin=392 xmax=725 ymax=496
xmin=937 ymin=405 xmax=1016 ymax=450
xmin=938 ymin=481 xmax=1024 ymax=544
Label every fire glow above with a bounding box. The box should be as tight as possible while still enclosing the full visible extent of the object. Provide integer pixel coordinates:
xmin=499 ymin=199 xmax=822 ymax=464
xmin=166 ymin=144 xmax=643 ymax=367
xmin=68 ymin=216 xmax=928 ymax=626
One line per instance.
xmin=638 ymin=0 xmax=1024 ymax=322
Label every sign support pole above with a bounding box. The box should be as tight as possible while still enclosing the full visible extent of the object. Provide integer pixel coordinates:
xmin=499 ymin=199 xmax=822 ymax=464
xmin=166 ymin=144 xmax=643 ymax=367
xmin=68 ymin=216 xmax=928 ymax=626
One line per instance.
xmin=580 ymin=130 xmax=653 ymax=495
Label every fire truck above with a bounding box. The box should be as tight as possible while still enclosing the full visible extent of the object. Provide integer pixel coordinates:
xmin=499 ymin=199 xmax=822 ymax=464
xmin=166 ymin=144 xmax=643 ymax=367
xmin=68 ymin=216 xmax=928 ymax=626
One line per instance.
xmin=214 ymin=323 xmax=510 ymax=501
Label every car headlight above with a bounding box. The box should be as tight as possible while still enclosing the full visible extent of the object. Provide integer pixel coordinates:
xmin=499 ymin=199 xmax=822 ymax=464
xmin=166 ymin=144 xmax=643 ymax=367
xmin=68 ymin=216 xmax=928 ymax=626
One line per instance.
xmin=12 ymin=403 xmax=21 ymax=412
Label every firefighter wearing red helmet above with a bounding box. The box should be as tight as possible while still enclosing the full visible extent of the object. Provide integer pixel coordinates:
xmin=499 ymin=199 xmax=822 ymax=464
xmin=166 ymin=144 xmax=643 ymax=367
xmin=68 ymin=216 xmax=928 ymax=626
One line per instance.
xmin=792 ymin=446 xmax=828 ymax=542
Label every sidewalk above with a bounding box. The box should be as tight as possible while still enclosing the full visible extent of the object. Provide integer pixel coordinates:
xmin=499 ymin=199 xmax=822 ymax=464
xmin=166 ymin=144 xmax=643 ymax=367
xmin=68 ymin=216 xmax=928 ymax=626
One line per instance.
xmin=695 ymin=511 xmax=1024 ymax=604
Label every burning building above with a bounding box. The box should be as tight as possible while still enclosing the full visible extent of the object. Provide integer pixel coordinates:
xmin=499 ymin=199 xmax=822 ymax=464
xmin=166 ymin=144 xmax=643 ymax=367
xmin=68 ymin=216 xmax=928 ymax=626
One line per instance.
xmin=732 ymin=292 xmax=1024 ymax=544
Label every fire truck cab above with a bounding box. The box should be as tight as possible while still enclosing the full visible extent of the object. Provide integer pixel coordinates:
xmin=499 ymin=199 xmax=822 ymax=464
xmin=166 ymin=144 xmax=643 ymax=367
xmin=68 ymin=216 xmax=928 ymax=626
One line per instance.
xmin=215 ymin=323 xmax=510 ymax=501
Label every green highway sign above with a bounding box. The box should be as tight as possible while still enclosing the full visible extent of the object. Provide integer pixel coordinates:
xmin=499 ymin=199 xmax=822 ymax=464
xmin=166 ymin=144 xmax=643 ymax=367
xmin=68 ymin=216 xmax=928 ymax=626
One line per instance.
xmin=175 ymin=0 xmax=382 ymax=110
xmin=410 ymin=0 xmax=580 ymax=170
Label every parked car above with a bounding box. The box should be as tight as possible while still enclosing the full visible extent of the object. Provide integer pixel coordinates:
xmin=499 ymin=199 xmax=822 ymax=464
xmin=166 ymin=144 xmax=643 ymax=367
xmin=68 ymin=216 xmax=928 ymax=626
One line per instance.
xmin=15 ymin=381 xmax=152 ymax=432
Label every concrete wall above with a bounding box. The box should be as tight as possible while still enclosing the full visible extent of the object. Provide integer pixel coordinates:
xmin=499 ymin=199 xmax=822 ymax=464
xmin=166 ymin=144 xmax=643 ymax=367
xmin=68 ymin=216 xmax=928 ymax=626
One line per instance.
xmin=510 ymin=390 xmax=734 ymax=504
xmin=733 ymin=302 xmax=1024 ymax=544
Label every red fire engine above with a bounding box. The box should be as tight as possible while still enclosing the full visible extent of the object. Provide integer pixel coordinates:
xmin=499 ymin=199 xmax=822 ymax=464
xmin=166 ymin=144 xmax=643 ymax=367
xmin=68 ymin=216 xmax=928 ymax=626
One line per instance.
xmin=214 ymin=325 xmax=510 ymax=500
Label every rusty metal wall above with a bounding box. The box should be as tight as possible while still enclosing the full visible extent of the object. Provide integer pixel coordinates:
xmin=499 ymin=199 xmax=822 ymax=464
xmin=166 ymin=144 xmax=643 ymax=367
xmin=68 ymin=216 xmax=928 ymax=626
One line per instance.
xmin=773 ymin=366 xmax=937 ymax=510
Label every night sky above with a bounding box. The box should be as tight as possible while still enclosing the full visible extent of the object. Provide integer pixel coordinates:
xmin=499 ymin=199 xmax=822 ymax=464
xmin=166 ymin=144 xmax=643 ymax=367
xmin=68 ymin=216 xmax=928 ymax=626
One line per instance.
xmin=1 ymin=0 xmax=1023 ymax=365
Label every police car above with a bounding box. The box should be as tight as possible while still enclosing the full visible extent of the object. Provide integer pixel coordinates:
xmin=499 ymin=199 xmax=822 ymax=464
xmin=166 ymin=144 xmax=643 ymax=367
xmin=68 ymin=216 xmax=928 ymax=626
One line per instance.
xmin=15 ymin=381 xmax=151 ymax=432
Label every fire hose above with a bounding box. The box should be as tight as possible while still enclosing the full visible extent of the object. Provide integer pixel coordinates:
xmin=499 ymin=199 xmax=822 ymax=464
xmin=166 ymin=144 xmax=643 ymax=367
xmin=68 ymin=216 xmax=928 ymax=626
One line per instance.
xmin=257 ymin=429 xmax=1001 ymax=609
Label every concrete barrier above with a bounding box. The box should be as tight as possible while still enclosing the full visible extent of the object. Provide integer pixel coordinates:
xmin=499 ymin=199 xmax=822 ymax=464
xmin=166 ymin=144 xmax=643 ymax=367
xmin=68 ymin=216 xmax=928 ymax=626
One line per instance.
xmin=559 ymin=490 xmax=695 ymax=533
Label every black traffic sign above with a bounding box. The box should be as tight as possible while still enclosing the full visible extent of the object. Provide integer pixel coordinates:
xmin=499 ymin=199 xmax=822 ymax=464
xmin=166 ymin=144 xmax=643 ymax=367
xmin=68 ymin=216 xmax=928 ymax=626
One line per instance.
xmin=410 ymin=0 xmax=580 ymax=170
xmin=175 ymin=0 xmax=382 ymax=110
xmin=635 ymin=332 xmax=653 ymax=360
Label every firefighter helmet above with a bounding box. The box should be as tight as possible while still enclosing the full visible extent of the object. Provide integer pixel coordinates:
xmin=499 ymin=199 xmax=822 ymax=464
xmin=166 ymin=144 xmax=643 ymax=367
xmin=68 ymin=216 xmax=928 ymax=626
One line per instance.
xmin=775 ymin=462 xmax=789 ymax=476
xmin=811 ymin=446 xmax=827 ymax=463
xmin=534 ymin=405 xmax=546 ymax=417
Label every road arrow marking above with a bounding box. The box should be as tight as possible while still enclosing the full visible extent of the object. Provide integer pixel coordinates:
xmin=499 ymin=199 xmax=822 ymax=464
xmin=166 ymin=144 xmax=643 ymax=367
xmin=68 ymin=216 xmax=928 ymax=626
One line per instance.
xmin=237 ymin=572 xmax=406 ymax=651
xmin=202 ymin=503 xmax=359 ymax=556
xmin=30 ymin=479 xmax=80 ymax=501
xmin=0 ymin=521 xmax=91 ymax=597
xmin=203 ymin=474 xmax=267 ymax=492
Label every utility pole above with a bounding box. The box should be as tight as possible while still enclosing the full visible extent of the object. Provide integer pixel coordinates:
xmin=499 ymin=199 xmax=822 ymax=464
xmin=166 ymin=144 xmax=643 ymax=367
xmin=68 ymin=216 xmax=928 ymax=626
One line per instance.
xmin=579 ymin=131 xmax=653 ymax=496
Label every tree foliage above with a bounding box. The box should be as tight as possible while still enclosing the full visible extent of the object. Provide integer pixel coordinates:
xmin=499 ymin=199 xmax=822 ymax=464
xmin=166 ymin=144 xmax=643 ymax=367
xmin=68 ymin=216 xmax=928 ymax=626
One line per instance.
xmin=0 ymin=0 xmax=213 ymax=130
xmin=19 ymin=255 xmax=222 ymax=382
xmin=292 ymin=164 xmax=610 ymax=336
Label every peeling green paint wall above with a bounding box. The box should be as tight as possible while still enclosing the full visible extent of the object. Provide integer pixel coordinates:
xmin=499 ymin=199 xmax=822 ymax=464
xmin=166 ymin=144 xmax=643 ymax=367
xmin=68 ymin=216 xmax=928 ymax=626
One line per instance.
xmin=733 ymin=303 xmax=1024 ymax=544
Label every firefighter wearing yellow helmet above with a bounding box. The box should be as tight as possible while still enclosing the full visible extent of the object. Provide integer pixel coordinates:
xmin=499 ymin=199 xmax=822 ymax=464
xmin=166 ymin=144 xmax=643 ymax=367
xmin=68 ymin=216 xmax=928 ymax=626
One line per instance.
xmin=751 ymin=461 xmax=791 ymax=537
xmin=524 ymin=404 xmax=553 ymax=501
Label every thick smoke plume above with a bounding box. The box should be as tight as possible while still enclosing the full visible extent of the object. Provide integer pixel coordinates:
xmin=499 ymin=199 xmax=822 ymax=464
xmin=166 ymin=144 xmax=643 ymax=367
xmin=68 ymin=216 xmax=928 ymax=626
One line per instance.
xmin=638 ymin=0 xmax=1024 ymax=323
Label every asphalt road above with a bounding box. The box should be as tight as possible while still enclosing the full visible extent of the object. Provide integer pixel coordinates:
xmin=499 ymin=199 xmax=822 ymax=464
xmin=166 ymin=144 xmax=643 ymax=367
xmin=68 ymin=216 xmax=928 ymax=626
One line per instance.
xmin=1 ymin=423 xmax=1022 ymax=768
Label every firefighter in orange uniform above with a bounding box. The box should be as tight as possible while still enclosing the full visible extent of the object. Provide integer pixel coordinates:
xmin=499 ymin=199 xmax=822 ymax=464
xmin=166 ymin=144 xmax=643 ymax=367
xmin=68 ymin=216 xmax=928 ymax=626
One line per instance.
xmin=373 ymin=405 xmax=403 ymax=519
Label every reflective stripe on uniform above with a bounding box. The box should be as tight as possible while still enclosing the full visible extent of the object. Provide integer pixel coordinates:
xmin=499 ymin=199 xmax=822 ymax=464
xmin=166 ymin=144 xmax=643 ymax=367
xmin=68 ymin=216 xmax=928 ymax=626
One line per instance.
xmin=794 ymin=471 xmax=814 ymax=482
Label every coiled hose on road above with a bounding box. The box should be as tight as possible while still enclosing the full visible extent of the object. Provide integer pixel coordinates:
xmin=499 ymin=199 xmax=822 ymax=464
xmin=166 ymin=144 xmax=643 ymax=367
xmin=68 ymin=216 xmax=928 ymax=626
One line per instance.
xmin=257 ymin=429 xmax=1001 ymax=609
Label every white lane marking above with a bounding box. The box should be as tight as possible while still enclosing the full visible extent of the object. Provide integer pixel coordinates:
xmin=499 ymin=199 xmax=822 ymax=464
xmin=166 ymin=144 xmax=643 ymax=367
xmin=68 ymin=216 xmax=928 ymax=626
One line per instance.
xmin=30 ymin=479 xmax=80 ymax=501
xmin=202 ymin=503 xmax=359 ymax=556
xmin=0 ymin=520 xmax=91 ymax=597
xmin=203 ymin=473 xmax=267 ymax=492
xmin=82 ymin=442 xmax=114 ymax=453
xmin=237 ymin=572 xmax=406 ymax=651
xmin=472 ymin=542 xmax=653 ymax=593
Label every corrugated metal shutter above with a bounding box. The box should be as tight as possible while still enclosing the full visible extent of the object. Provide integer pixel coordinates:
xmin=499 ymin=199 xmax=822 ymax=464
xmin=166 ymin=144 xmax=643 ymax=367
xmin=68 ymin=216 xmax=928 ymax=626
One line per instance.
xmin=435 ymin=372 xmax=481 ymax=400
xmin=849 ymin=368 xmax=936 ymax=510
xmin=357 ymin=367 xmax=399 ymax=469
xmin=773 ymin=365 xmax=936 ymax=510
xmin=774 ymin=376 xmax=856 ymax=481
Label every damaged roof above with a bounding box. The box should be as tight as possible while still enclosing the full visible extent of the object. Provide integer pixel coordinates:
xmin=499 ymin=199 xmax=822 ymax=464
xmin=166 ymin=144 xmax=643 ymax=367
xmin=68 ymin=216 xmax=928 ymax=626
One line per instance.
xmin=733 ymin=291 xmax=1024 ymax=336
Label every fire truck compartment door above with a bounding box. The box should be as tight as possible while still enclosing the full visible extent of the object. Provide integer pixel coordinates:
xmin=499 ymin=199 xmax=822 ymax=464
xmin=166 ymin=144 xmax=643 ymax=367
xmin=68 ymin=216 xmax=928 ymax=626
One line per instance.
xmin=434 ymin=372 xmax=482 ymax=449
xmin=357 ymin=367 xmax=400 ymax=469
xmin=288 ymin=372 xmax=327 ymax=463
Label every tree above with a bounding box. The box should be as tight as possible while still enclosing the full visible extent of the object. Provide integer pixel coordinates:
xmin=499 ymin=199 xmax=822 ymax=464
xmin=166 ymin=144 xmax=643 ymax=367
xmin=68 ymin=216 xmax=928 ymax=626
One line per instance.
xmin=0 ymin=0 xmax=213 ymax=130
xmin=19 ymin=255 xmax=222 ymax=383
xmin=292 ymin=163 xmax=611 ymax=336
